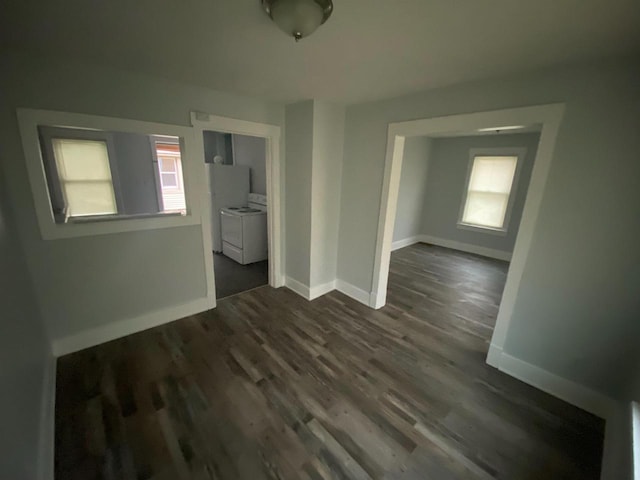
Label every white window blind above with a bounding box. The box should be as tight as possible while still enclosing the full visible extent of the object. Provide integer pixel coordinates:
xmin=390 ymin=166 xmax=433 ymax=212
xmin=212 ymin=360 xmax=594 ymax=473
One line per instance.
xmin=52 ymin=139 xmax=117 ymax=217
xmin=461 ymin=155 xmax=517 ymax=229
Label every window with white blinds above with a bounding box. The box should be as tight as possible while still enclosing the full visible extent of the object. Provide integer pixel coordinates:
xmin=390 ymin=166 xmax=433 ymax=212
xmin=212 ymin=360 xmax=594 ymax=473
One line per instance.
xmin=52 ymin=138 xmax=117 ymax=217
xmin=460 ymin=155 xmax=518 ymax=230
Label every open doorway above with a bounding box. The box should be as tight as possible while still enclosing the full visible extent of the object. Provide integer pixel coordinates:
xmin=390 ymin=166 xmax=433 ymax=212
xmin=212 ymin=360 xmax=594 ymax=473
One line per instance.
xmin=190 ymin=112 xmax=283 ymax=307
xmin=203 ymin=130 xmax=269 ymax=299
xmin=387 ymin=128 xmax=541 ymax=343
xmin=371 ymin=104 xmax=564 ymax=369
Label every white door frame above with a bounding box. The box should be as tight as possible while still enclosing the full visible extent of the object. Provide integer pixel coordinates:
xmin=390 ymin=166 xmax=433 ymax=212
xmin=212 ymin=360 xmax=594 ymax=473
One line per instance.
xmin=371 ymin=104 xmax=565 ymax=366
xmin=190 ymin=112 xmax=284 ymax=306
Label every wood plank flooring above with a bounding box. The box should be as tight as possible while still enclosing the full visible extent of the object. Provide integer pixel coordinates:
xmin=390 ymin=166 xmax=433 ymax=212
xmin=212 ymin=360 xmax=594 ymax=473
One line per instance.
xmin=55 ymin=243 xmax=604 ymax=479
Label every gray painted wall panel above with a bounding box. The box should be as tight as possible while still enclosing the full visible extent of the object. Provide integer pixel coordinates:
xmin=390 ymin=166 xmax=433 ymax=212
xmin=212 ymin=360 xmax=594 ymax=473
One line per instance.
xmin=112 ymin=131 xmax=160 ymax=215
xmin=392 ymin=137 xmax=432 ymax=242
xmin=310 ymin=101 xmax=345 ymax=287
xmin=0 ymin=168 xmax=50 ymax=479
xmin=284 ymin=101 xmax=313 ymax=285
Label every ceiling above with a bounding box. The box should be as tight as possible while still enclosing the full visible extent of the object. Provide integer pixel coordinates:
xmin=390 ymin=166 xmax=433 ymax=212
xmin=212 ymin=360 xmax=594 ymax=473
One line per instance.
xmin=2 ymin=0 xmax=639 ymax=104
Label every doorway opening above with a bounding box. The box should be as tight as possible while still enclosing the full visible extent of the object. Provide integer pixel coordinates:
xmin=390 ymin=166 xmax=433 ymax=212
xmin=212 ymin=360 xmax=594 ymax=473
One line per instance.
xmin=204 ymin=130 xmax=269 ymax=299
xmin=191 ymin=112 xmax=283 ymax=307
xmin=371 ymin=105 xmax=564 ymax=369
xmin=387 ymin=129 xmax=541 ymax=353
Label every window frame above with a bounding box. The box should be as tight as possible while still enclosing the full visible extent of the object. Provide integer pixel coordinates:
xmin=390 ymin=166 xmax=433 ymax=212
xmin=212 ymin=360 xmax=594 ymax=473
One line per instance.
xmin=18 ymin=108 xmax=200 ymax=240
xmin=39 ymin=126 xmax=125 ymax=221
xmin=457 ymin=147 xmax=527 ymax=236
xmin=149 ymin=135 xmax=186 ymax=212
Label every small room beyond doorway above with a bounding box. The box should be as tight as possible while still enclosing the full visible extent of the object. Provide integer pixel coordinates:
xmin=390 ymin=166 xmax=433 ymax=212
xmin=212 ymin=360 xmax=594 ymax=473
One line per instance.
xmin=389 ymin=126 xmax=542 ymax=337
xmin=203 ymin=130 xmax=269 ymax=299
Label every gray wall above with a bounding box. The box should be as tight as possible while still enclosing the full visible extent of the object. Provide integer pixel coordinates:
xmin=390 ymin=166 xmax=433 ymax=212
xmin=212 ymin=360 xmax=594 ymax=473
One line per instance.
xmin=112 ymin=131 xmax=160 ymax=215
xmin=392 ymin=137 xmax=432 ymax=242
xmin=420 ymin=133 xmax=540 ymax=253
xmin=203 ymin=131 xmax=233 ymax=165
xmin=0 ymin=167 xmax=51 ymax=479
xmin=284 ymin=101 xmax=313 ymax=285
xmin=310 ymin=101 xmax=345 ymax=287
xmin=233 ymin=134 xmax=267 ymax=195
xmin=337 ymin=59 xmax=640 ymax=399
xmin=0 ymin=52 xmax=284 ymax=344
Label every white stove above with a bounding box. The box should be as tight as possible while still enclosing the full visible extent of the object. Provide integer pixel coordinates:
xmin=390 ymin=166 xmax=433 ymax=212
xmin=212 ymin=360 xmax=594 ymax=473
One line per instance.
xmin=220 ymin=193 xmax=268 ymax=265
xmin=220 ymin=206 xmax=264 ymax=216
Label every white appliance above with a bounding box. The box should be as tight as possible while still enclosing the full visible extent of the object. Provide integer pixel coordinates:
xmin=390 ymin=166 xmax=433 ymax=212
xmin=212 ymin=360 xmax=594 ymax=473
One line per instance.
xmin=221 ymin=193 xmax=268 ymax=265
xmin=207 ymin=164 xmax=250 ymax=252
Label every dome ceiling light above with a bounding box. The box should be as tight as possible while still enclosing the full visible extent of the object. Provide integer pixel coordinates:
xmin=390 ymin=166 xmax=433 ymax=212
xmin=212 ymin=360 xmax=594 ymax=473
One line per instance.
xmin=262 ymin=0 xmax=334 ymax=42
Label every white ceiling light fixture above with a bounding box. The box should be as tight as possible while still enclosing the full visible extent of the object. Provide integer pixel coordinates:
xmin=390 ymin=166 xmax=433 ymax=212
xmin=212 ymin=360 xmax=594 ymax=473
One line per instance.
xmin=262 ymin=0 xmax=333 ymax=42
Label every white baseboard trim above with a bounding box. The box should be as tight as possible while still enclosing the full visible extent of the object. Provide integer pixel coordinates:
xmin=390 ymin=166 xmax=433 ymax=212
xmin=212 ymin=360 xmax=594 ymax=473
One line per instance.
xmin=52 ymin=295 xmax=214 ymax=356
xmin=38 ymin=355 xmax=56 ymax=480
xmin=419 ymin=234 xmax=512 ymax=261
xmin=286 ymin=277 xmax=337 ymax=301
xmin=309 ymin=280 xmax=336 ymax=300
xmin=487 ymin=344 xmax=614 ymax=419
xmin=391 ymin=236 xmax=421 ymax=251
xmin=285 ymin=276 xmax=311 ymax=300
xmin=287 ymin=277 xmax=379 ymax=306
xmin=335 ymin=279 xmax=375 ymax=308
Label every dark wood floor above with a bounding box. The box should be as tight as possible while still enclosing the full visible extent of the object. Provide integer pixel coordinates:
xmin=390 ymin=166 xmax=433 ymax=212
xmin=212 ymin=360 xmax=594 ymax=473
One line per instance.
xmin=213 ymin=253 xmax=268 ymax=300
xmin=55 ymin=243 xmax=604 ymax=479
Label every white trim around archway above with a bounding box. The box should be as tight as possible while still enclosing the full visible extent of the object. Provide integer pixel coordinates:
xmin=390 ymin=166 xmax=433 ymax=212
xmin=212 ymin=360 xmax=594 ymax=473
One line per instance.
xmin=190 ymin=112 xmax=284 ymax=308
xmin=371 ymin=104 xmax=565 ymax=367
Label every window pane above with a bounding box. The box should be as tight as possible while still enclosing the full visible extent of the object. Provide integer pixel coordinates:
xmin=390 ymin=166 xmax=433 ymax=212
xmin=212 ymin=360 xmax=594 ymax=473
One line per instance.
xmin=468 ymin=156 xmax=517 ymax=194
xmin=161 ymin=173 xmax=178 ymax=188
xmin=52 ymin=138 xmax=117 ymax=217
xmin=153 ymin=141 xmax=186 ymax=213
xmin=52 ymin=139 xmax=113 ymax=181
xmin=159 ymin=157 xmax=177 ymax=173
xmin=462 ymin=191 xmax=509 ymax=228
xmin=63 ymin=181 xmax=117 ymax=217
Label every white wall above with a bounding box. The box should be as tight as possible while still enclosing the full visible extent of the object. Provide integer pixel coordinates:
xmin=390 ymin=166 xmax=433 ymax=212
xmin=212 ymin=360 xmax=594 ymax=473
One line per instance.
xmin=392 ymin=137 xmax=431 ymax=242
xmin=284 ymin=101 xmax=314 ymax=286
xmin=0 ymin=167 xmax=51 ymax=479
xmin=337 ymin=58 xmax=640 ymax=400
xmin=310 ymin=101 xmax=345 ymax=287
xmin=0 ymin=52 xmax=284 ymax=348
xmin=420 ymin=133 xmax=540 ymax=253
xmin=233 ymin=134 xmax=267 ymax=195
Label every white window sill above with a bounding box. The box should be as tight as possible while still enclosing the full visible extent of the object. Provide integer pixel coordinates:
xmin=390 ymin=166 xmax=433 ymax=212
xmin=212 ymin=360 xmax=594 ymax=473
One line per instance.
xmin=457 ymin=222 xmax=508 ymax=236
xmin=68 ymin=211 xmax=185 ymax=224
xmin=40 ymin=211 xmax=198 ymax=240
